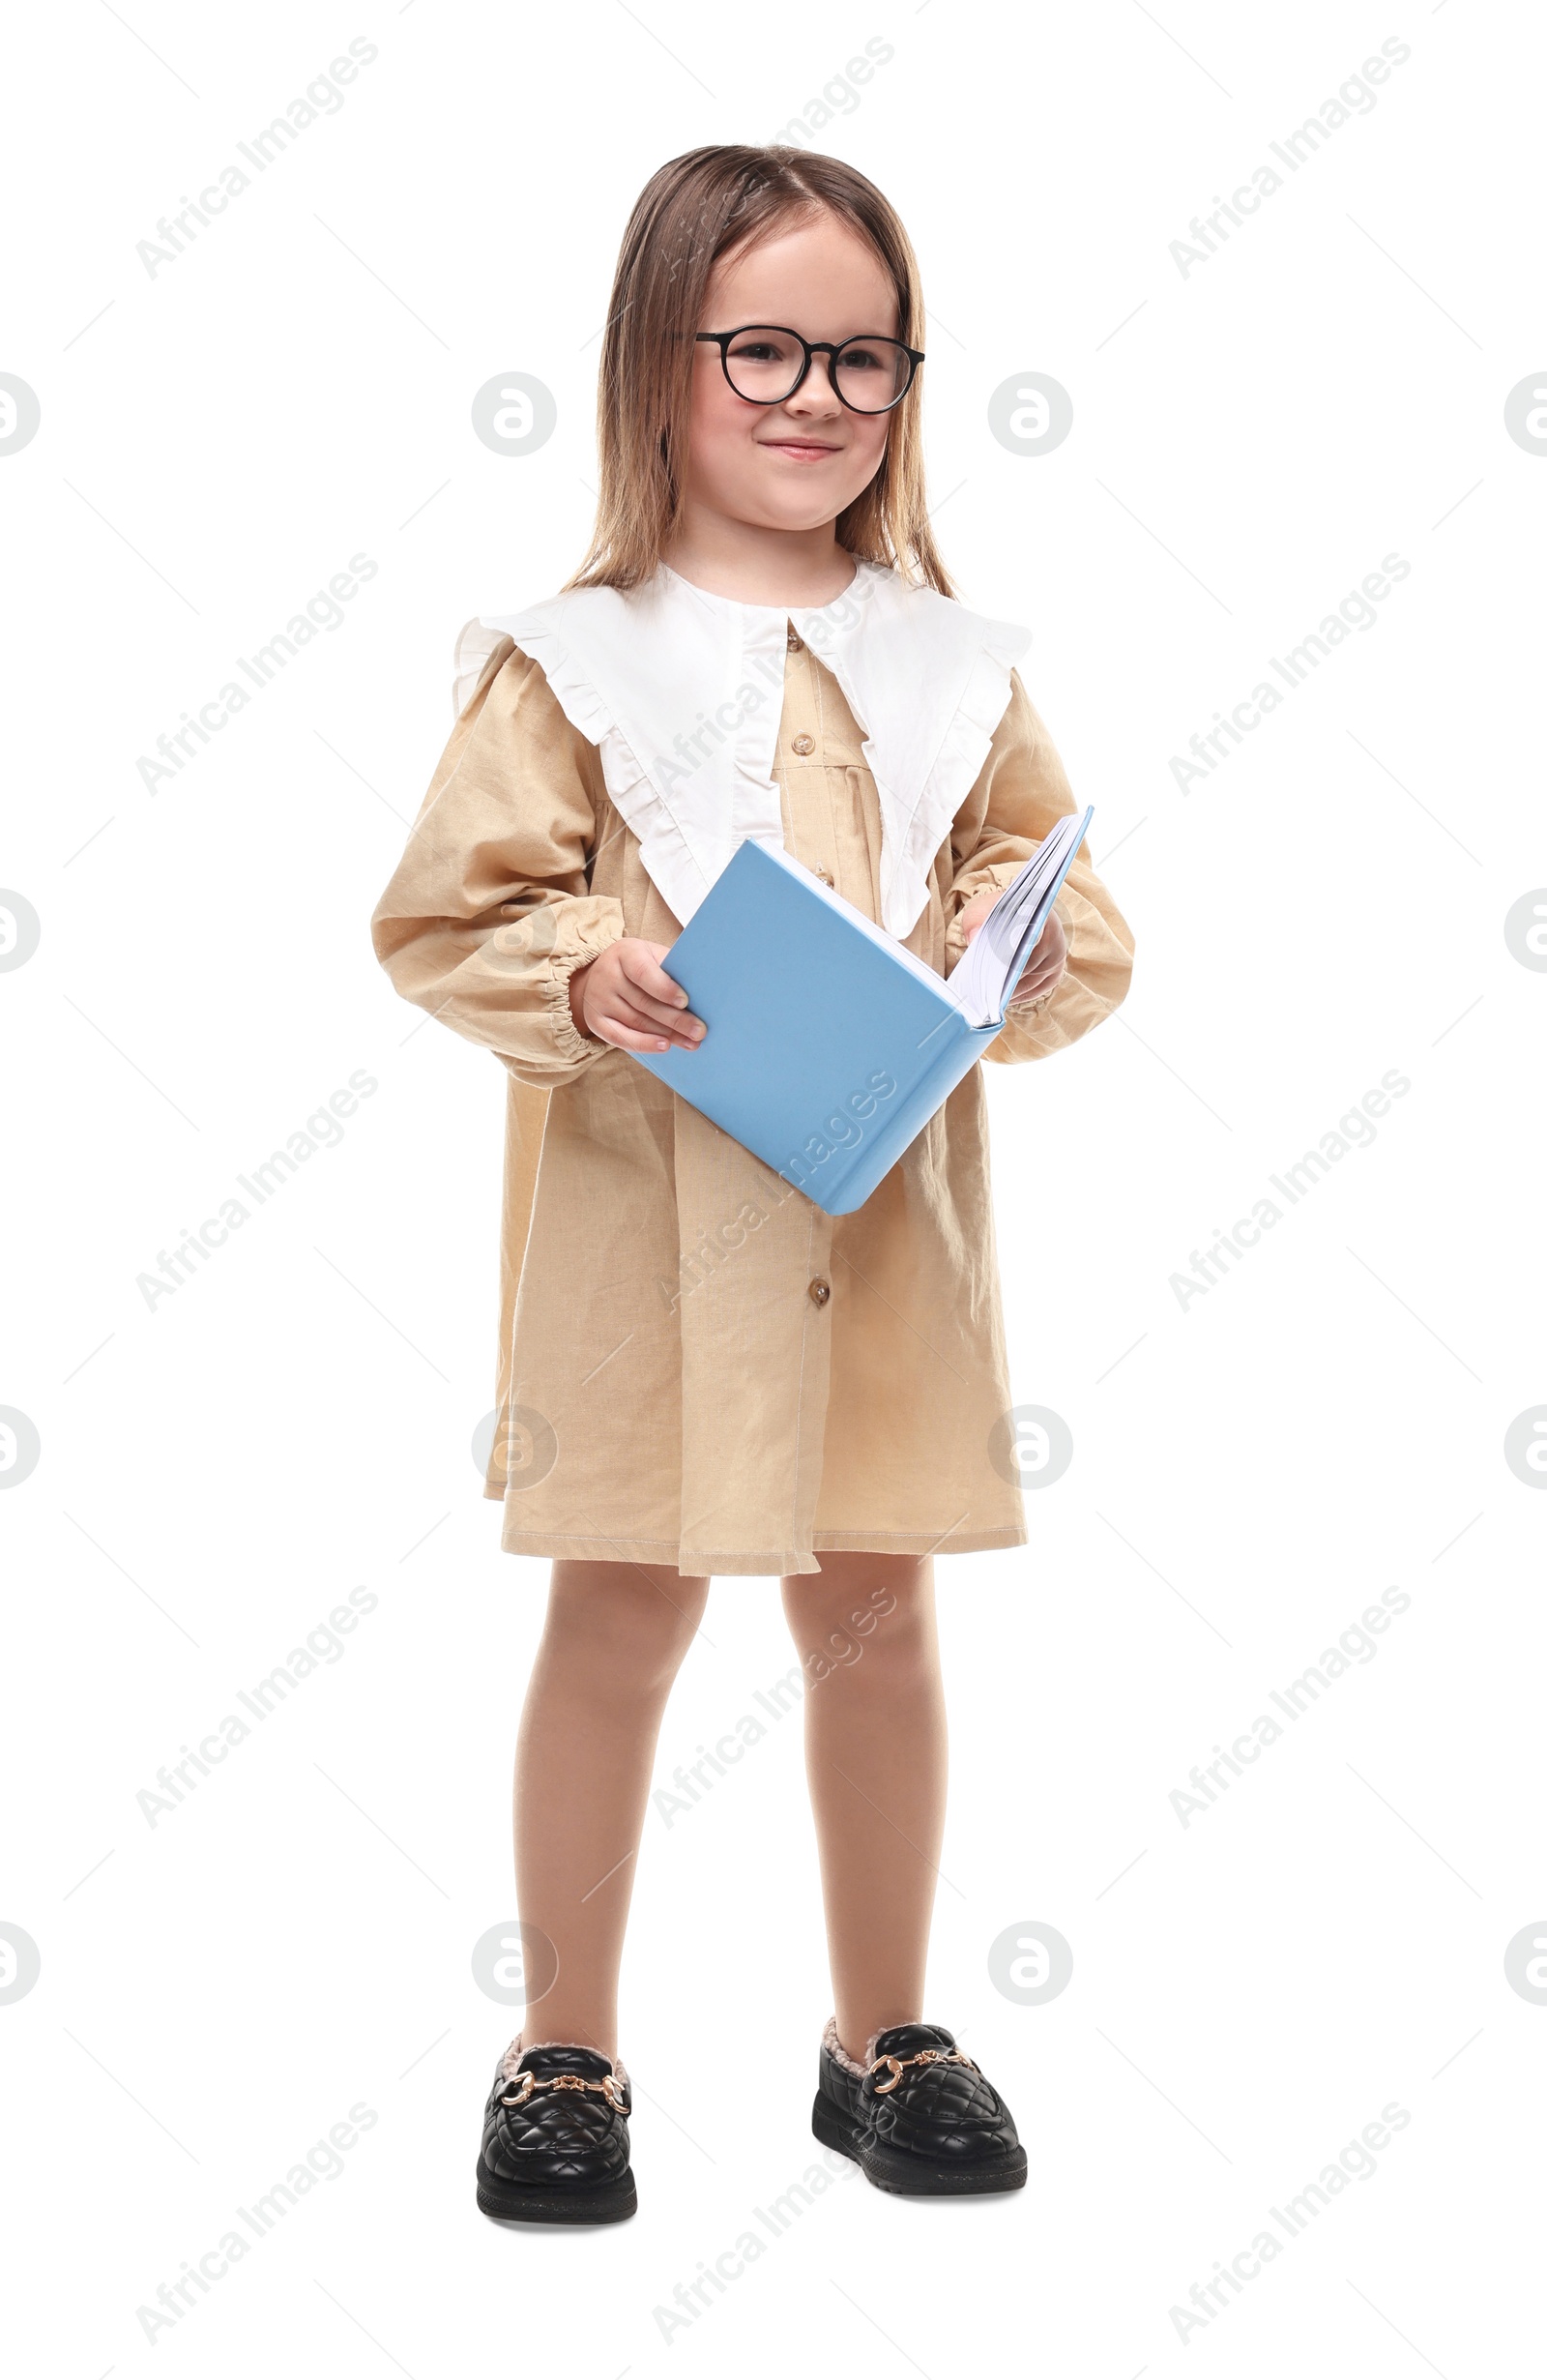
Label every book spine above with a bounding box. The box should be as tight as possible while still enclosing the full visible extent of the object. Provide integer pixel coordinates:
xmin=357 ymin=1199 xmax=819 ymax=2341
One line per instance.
xmin=822 ymin=1015 xmax=1000 ymax=1215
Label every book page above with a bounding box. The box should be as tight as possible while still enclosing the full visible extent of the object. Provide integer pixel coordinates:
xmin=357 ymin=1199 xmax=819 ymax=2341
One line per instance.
xmin=947 ymin=807 xmax=1093 ymax=1026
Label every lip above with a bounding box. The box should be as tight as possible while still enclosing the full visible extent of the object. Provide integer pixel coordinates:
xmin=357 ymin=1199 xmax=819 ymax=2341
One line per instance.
xmin=757 ymin=438 xmax=844 ymax=460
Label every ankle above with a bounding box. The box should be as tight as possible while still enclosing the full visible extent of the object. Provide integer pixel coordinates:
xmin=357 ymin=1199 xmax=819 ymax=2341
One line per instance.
xmin=825 ymin=2012 xmax=921 ymax=2072
xmin=508 ymin=2003 xmax=617 ymax=2063
xmin=500 ymin=2030 xmax=628 ymax=2084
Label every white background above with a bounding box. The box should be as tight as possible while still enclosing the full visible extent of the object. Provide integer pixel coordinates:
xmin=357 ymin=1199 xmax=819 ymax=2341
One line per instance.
xmin=4 ymin=1 xmax=1544 ymax=2371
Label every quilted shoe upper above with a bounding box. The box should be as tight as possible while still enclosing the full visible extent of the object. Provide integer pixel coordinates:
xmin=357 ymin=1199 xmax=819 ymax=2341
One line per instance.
xmin=481 ymin=2043 xmax=631 ymax=2188
xmin=821 ymin=2022 xmax=1020 ymax=2163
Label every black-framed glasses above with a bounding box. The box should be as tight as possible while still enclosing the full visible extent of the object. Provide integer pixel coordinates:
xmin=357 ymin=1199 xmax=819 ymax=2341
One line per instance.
xmin=694 ymin=324 xmax=924 ymax=415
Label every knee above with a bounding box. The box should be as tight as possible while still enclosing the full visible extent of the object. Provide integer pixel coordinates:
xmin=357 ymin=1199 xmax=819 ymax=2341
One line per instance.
xmin=544 ymin=1563 xmax=709 ymax=1692
xmin=786 ymin=1561 xmax=935 ymax=1690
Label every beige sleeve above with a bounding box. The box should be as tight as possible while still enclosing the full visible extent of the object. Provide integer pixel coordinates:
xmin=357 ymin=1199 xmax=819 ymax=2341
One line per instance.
xmin=942 ymin=668 xmax=1136 ymax=1065
xmin=369 ymin=640 xmax=627 ymax=1086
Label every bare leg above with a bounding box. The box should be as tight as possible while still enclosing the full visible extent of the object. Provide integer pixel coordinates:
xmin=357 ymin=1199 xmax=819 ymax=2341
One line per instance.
xmin=513 ymin=1560 xmax=710 ymax=2059
xmin=780 ymin=1553 xmax=947 ymax=2059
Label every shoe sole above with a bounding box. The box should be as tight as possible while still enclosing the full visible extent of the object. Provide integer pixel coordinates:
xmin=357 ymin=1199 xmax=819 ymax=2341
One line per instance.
xmin=476 ymin=2153 xmax=637 ymax=2225
xmin=812 ymin=2092 xmax=1028 ymax=2196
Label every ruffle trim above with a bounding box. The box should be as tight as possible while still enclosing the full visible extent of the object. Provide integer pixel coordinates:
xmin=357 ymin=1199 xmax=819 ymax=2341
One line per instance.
xmin=454 ymin=581 xmax=1031 ymax=947
xmin=478 ymin=609 xmax=716 ymax=933
xmin=883 ymin=626 xmax=1030 ymax=941
xmin=452 ymin=618 xmax=511 ymax=720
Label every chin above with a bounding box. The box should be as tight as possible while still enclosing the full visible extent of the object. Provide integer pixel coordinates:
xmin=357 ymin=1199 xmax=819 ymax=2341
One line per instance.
xmin=759 ymin=481 xmax=865 ymax=524
xmin=730 ymin=496 xmax=833 ymax=534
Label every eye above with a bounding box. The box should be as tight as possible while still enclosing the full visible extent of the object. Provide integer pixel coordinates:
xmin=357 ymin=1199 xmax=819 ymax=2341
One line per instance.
xmin=727 ymin=329 xmax=799 ymax=362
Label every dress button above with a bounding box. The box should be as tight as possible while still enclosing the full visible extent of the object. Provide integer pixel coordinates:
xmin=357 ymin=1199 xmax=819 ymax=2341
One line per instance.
xmin=791 ymin=732 xmax=815 ymax=755
xmin=787 ymin=629 xmax=803 ymax=652
xmin=815 ymin=867 xmax=834 ymax=887
xmin=807 ymin=1278 xmax=831 ymax=1308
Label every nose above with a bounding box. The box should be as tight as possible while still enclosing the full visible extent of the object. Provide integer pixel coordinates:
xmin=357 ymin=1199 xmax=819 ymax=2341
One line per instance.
xmin=784 ymin=350 xmax=843 ymax=412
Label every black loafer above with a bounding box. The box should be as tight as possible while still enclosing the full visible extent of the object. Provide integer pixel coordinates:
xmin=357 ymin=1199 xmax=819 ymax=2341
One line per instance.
xmin=812 ymin=2020 xmax=1027 ymax=2196
xmin=476 ymin=2042 xmax=636 ymax=2224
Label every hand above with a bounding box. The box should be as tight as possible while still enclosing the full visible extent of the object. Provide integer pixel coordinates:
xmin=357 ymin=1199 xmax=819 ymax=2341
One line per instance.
xmin=569 ymin=937 xmax=706 ymax=1053
xmin=958 ymin=892 xmax=1067 ymax=1011
xmin=1007 ymin=911 xmax=1067 ymax=1009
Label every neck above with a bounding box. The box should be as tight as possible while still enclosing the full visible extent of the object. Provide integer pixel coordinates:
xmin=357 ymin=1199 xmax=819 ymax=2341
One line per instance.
xmin=662 ymin=506 xmax=859 ymax=608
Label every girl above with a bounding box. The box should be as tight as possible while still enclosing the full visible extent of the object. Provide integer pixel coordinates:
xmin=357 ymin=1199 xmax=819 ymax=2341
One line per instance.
xmin=371 ymin=145 xmax=1133 ymax=2224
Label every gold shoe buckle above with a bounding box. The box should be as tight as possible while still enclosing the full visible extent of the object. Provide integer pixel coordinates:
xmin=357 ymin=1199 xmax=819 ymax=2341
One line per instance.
xmin=869 ymin=2047 xmax=978 ymax=2096
xmin=499 ymin=2068 xmax=626 ymax=2112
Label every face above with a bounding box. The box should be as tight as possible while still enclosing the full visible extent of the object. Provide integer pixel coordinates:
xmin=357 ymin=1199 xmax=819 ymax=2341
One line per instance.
xmin=680 ymin=210 xmax=902 ymax=536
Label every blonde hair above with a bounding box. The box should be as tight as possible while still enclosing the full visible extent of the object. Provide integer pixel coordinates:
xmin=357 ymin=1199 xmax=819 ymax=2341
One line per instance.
xmin=564 ymin=145 xmax=955 ymax=598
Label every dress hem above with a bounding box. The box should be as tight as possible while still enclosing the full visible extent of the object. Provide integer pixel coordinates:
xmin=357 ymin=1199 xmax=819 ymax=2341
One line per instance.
xmin=491 ymin=1517 xmax=1029 ymax=1576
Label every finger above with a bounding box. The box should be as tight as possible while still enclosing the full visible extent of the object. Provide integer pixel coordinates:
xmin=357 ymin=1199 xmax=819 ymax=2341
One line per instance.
xmin=624 ymin=987 xmax=706 ymax=1037
xmin=1008 ymin=963 xmax=1064 ymax=1009
xmin=621 ymin=945 xmax=694 ymax=1010
xmin=1022 ymin=931 xmax=1068 ymax=985
xmin=1011 ymin=947 xmax=1065 ymax=995
xmin=604 ymin=988 xmax=704 ymax=1042
xmin=597 ymin=997 xmax=703 ymax=1051
xmin=590 ymin=1014 xmax=679 ymax=1053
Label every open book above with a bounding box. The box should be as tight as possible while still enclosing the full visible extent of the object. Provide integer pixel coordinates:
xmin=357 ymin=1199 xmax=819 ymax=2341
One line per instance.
xmin=632 ymin=806 xmax=1093 ymax=1215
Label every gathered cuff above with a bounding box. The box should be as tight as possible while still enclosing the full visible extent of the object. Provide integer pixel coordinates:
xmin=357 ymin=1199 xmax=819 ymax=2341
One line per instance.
xmin=944 ymin=857 xmax=1026 ymax=974
xmin=544 ymin=919 xmax=625 ymax=1065
xmin=986 ymin=882 xmax=1115 ymax=1063
xmin=947 ymin=865 xmax=1077 ymax=999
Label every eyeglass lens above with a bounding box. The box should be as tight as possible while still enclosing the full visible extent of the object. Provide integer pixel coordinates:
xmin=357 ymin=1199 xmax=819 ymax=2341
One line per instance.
xmin=721 ymin=327 xmax=911 ymax=412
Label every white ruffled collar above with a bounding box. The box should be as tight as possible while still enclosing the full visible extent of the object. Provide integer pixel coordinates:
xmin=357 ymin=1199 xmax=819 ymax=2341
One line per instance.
xmin=454 ymin=559 xmax=1030 ymax=940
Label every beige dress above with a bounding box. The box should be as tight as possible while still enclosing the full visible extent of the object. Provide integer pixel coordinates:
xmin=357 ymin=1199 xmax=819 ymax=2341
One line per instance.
xmin=370 ymin=629 xmax=1134 ymax=1576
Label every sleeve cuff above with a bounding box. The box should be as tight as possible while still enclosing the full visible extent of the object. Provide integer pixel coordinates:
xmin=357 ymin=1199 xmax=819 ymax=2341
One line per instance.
xmin=545 ymin=920 xmax=626 ymax=1064
xmin=944 ymin=860 xmax=1026 ymax=973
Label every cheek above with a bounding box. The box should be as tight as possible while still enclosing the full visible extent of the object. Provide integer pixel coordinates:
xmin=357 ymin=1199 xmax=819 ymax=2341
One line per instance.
xmin=849 ymin=418 xmax=892 ymax=485
xmin=685 ymin=372 xmax=756 ymax=482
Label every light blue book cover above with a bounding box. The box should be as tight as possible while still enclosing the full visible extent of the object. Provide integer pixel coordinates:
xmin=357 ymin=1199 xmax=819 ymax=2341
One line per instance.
xmin=631 ymin=810 xmax=1093 ymax=1216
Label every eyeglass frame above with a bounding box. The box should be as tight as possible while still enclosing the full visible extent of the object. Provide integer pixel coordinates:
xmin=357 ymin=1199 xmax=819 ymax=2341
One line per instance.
xmin=693 ymin=324 xmax=925 ymax=416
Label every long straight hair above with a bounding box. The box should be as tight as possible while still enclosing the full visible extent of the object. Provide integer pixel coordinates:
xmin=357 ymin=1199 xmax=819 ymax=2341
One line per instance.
xmin=564 ymin=145 xmax=956 ymax=598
